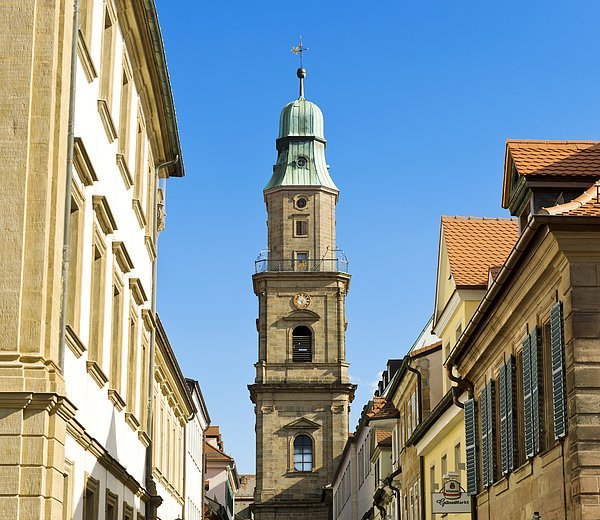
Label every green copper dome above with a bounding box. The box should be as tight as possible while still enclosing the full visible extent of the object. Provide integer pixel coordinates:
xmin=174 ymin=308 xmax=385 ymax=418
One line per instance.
xmin=264 ymin=68 xmax=338 ymax=192
xmin=278 ymin=98 xmax=325 ymax=140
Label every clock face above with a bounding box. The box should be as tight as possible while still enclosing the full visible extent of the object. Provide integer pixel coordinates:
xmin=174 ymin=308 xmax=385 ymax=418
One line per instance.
xmin=293 ymin=292 xmax=311 ymax=309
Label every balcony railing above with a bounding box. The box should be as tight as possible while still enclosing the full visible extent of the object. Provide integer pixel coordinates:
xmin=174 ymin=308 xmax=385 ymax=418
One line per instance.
xmin=254 ymin=252 xmax=349 ymax=274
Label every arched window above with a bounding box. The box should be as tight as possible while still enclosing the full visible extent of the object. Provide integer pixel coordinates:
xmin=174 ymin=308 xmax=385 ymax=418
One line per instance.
xmin=292 ymin=326 xmax=312 ymax=362
xmin=294 ymin=435 xmax=313 ymax=472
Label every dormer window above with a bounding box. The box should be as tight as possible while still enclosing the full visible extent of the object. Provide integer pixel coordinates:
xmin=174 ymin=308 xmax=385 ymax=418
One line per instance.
xmin=296 ymin=157 xmax=307 ymax=168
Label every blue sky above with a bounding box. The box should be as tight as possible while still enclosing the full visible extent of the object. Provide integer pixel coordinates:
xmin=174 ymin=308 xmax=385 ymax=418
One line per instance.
xmin=154 ymin=0 xmax=600 ymax=473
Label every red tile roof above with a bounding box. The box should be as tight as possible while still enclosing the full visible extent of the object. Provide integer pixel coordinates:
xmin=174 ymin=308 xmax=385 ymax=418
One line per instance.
xmin=507 ymin=140 xmax=600 ymax=178
xmin=442 ymin=217 xmax=519 ymax=288
xmin=205 ymin=441 xmax=232 ymax=462
xmin=543 ymin=181 xmax=600 ymax=216
xmin=376 ymin=430 xmax=393 ymax=446
xmin=410 ymin=340 xmax=442 ymax=358
xmin=206 ymin=425 xmax=220 ymax=436
xmin=367 ymin=397 xmax=399 ymax=421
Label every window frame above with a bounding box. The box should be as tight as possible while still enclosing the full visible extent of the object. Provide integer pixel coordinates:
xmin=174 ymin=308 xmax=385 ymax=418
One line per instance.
xmin=293 ymin=434 xmax=314 ymax=472
xmin=294 ymin=219 xmax=309 ymax=237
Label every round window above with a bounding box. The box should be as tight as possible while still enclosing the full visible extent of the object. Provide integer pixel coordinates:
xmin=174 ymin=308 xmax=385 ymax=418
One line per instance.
xmin=296 ymin=197 xmax=307 ymax=209
xmin=297 ymin=157 xmax=307 ymax=168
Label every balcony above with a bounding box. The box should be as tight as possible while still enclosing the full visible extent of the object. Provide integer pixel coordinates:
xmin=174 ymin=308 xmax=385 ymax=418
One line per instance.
xmin=254 ymin=251 xmax=349 ymax=274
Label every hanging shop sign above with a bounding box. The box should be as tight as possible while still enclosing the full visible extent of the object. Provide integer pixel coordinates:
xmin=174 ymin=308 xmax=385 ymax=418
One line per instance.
xmin=431 ymin=479 xmax=472 ymax=514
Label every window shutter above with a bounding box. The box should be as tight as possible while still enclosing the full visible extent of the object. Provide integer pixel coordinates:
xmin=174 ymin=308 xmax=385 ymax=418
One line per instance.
xmin=480 ymin=386 xmax=489 ymax=487
xmin=464 ymin=398 xmax=478 ymax=495
xmin=522 ymin=334 xmax=534 ymax=459
xmin=506 ymin=355 xmax=516 ymax=471
xmin=499 ymin=363 xmax=508 ymax=475
xmin=530 ymin=326 xmax=543 ymax=455
xmin=486 ymin=380 xmax=496 ymax=485
xmin=550 ymin=302 xmax=567 ymax=439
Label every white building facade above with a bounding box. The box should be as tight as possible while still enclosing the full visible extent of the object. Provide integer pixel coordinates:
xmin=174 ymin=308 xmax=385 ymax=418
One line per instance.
xmin=0 ymin=0 xmax=187 ymax=518
xmin=185 ymin=379 xmax=211 ymax=520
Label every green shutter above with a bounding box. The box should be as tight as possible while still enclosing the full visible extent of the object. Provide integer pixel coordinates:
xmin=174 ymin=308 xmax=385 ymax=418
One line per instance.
xmin=486 ymin=380 xmax=496 ymax=485
xmin=506 ymin=355 xmax=516 ymax=471
xmin=530 ymin=326 xmax=543 ymax=455
xmin=522 ymin=334 xmax=534 ymax=458
xmin=551 ymin=302 xmax=567 ymax=439
xmin=499 ymin=363 xmax=508 ymax=475
xmin=480 ymin=386 xmax=489 ymax=487
xmin=464 ymin=398 xmax=478 ymax=495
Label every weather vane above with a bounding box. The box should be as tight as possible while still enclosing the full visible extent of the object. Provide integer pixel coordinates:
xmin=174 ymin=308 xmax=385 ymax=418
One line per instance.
xmin=291 ymin=36 xmax=309 ymax=69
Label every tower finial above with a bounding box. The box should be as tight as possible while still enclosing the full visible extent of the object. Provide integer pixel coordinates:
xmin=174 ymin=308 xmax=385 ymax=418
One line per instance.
xmin=291 ymin=36 xmax=309 ymax=99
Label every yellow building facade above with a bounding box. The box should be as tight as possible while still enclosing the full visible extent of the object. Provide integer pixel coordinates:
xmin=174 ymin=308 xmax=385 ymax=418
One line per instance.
xmin=410 ymin=217 xmax=518 ymax=520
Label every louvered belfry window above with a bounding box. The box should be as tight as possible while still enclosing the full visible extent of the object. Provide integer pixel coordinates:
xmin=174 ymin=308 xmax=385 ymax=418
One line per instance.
xmin=292 ymin=326 xmax=312 ymax=362
xmin=480 ymin=380 xmax=496 ymax=488
xmin=521 ymin=326 xmax=543 ymax=458
xmin=550 ymin=302 xmax=567 ymax=439
xmin=499 ymin=356 xmax=516 ymax=475
xmin=464 ymin=398 xmax=478 ymax=496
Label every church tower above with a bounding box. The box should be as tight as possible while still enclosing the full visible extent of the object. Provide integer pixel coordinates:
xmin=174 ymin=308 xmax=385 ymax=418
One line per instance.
xmin=249 ymin=67 xmax=355 ymax=520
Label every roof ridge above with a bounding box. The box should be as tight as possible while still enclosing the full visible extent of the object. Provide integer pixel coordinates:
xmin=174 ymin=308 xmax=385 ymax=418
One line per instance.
xmin=441 ymin=215 xmax=517 ymax=222
xmin=506 ymin=139 xmax=600 ymax=145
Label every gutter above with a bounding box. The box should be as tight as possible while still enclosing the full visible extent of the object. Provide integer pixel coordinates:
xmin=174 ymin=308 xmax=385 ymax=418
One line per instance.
xmin=406 ymin=360 xmax=422 ymax=424
xmin=58 ymin=0 xmax=80 ymax=373
xmin=142 ymin=0 xmax=184 ymax=177
xmin=383 ymin=468 xmax=401 ymax=520
xmin=145 ymin=155 xmax=179 ymax=520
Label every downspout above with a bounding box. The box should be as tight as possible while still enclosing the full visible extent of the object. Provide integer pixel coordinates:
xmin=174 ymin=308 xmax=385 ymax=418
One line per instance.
xmin=419 ymin=456 xmax=426 ymax=520
xmin=383 ymin=468 xmax=401 ymax=520
xmin=145 ymin=155 xmax=179 ymax=520
xmin=374 ymin=502 xmax=386 ymax=519
xmin=58 ymin=0 xmax=80 ymax=373
xmin=406 ymin=360 xmax=422 ymax=424
xmin=446 ymin=365 xmax=473 ymax=409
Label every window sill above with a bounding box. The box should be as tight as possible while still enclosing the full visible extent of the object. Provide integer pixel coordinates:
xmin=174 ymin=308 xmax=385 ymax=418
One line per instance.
xmin=493 ymin=476 xmax=509 ymax=496
xmin=540 ymin=443 xmax=562 ymax=468
xmin=513 ymin=460 xmax=533 ymax=484
xmin=286 ymin=470 xmax=315 ymax=477
xmin=116 ymin=153 xmax=133 ymax=189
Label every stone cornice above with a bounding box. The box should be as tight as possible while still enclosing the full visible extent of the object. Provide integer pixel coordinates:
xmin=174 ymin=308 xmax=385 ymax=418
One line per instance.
xmin=73 ymin=137 xmax=98 ymax=185
xmin=116 ymin=153 xmax=134 ymax=189
xmin=86 ymin=361 xmax=109 ymax=388
xmin=145 ymin=235 xmax=156 ymax=260
xmin=92 ymin=196 xmax=118 ymax=235
xmin=129 ymin=278 xmax=148 ymax=305
xmin=108 ymin=389 xmax=126 ymax=411
xmin=112 ymin=241 xmax=135 ymax=273
xmin=76 ymin=30 xmax=97 ymax=82
xmin=65 ymin=325 xmax=87 ymax=358
xmin=97 ymin=99 xmax=118 ymax=142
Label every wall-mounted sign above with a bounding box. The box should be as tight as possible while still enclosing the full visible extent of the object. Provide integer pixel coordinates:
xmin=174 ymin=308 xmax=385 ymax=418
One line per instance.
xmin=431 ymin=479 xmax=472 ymax=514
